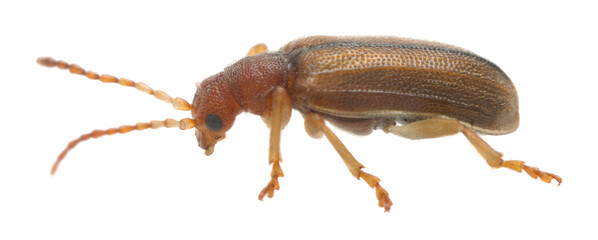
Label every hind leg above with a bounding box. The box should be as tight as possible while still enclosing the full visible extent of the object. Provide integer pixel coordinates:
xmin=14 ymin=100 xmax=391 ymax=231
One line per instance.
xmin=384 ymin=118 xmax=561 ymax=185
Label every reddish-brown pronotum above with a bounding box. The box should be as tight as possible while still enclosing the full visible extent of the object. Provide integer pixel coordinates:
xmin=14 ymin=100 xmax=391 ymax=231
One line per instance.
xmin=38 ymin=36 xmax=561 ymax=212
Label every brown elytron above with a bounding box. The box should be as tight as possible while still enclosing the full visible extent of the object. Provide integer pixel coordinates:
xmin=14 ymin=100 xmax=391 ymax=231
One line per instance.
xmin=39 ymin=36 xmax=560 ymax=212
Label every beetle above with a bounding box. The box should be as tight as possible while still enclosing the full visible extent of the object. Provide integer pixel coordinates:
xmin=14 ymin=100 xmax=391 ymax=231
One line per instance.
xmin=38 ymin=36 xmax=561 ymax=212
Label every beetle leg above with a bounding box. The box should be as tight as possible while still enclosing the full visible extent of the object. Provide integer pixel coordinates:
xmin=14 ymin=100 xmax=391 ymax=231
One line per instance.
xmin=246 ymin=43 xmax=268 ymax=56
xmin=304 ymin=113 xmax=393 ymax=212
xmin=383 ymin=118 xmax=561 ymax=185
xmin=258 ymin=87 xmax=292 ymax=200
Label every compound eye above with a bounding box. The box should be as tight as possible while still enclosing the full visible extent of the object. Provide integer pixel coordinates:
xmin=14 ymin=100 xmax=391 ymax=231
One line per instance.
xmin=205 ymin=114 xmax=223 ymax=132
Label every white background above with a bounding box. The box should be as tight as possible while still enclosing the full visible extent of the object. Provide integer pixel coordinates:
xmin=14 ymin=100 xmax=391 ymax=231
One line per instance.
xmin=1 ymin=0 xmax=596 ymax=239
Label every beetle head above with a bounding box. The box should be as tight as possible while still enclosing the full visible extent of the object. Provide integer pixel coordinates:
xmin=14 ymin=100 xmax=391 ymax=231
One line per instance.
xmin=192 ymin=53 xmax=288 ymax=155
xmin=192 ymin=73 xmax=242 ymax=155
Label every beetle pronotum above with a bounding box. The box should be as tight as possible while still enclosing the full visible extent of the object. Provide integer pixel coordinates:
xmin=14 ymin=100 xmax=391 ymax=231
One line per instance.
xmin=39 ymin=36 xmax=561 ymax=212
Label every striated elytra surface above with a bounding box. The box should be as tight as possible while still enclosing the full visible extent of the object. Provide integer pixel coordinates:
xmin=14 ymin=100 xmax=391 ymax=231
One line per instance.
xmin=283 ymin=36 xmax=519 ymax=135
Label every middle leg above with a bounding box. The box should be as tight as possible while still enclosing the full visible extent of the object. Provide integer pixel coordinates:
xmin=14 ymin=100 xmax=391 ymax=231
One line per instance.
xmin=304 ymin=113 xmax=393 ymax=212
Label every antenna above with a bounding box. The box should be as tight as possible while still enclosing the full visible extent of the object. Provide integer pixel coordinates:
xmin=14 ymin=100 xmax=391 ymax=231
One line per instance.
xmin=37 ymin=57 xmax=191 ymax=111
xmin=51 ymin=118 xmax=195 ymax=175
xmin=37 ymin=57 xmax=196 ymax=175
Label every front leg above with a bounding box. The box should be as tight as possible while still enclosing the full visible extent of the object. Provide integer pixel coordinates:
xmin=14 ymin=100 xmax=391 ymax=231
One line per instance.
xmin=258 ymin=87 xmax=292 ymax=200
xmin=247 ymin=43 xmax=268 ymax=56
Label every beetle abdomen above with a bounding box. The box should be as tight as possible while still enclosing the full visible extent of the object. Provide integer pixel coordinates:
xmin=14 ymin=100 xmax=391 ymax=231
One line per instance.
xmin=286 ymin=36 xmax=519 ymax=135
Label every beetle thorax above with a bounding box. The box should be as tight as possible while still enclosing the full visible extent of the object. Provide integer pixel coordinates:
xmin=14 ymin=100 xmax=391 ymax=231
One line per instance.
xmin=226 ymin=52 xmax=289 ymax=116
